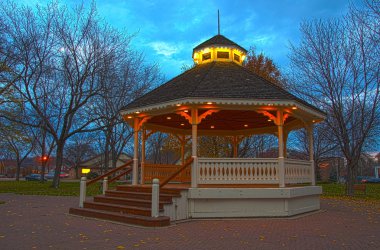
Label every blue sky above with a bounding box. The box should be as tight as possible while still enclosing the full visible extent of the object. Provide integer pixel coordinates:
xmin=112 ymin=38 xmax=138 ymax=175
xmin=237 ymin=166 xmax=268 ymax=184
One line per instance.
xmin=22 ymin=0 xmax=356 ymax=80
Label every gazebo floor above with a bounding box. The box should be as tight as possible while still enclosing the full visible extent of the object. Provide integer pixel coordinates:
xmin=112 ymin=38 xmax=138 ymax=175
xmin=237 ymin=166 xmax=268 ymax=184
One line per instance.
xmin=70 ymin=183 xmax=321 ymax=226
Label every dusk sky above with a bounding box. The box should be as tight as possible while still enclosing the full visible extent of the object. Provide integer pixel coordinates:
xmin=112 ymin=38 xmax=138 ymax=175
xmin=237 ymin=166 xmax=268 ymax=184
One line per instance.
xmin=22 ymin=0 xmax=358 ymax=80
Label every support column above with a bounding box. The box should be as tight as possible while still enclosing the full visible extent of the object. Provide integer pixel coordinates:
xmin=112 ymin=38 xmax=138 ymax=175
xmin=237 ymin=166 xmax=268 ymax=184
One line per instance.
xmin=141 ymin=129 xmax=146 ymax=184
xmin=133 ymin=118 xmax=139 ymax=185
xmin=191 ymin=108 xmax=198 ymax=188
xmin=283 ymin=130 xmax=289 ymax=158
xmin=307 ymin=124 xmax=316 ymax=185
xmin=181 ymin=135 xmax=185 ymax=165
xmin=232 ymin=136 xmax=238 ymax=158
xmin=277 ymin=110 xmax=285 ymax=188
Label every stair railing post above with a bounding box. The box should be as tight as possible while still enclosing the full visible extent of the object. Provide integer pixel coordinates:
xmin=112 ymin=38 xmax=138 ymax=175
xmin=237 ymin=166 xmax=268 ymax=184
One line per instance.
xmin=79 ymin=177 xmax=87 ymax=208
xmin=151 ymin=178 xmax=159 ymax=217
xmin=102 ymin=177 xmax=108 ymax=195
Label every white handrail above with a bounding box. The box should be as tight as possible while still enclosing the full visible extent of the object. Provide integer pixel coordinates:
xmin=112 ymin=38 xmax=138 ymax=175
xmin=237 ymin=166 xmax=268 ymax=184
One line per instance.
xmin=197 ymin=158 xmax=279 ymax=184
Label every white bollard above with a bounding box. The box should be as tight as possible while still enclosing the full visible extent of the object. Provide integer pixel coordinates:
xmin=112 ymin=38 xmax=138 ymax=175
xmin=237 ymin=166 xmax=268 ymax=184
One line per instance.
xmin=79 ymin=177 xmax=87 ymax=208
xmin=151 ymin=178 xmax=160 ymax=218
xmin=102 ymin=177 xmax=108 ymax=195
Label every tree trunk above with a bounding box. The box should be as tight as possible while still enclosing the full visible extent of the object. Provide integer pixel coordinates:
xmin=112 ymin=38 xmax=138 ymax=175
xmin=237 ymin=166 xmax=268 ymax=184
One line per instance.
xmin=346 ymin=162 xmax=356 ymax=196
xmin=75 ymin=165 xmax=79 ymax=179
xmin=15 ymin=162 xmax=21 ymax=181
xmin=40 ymin=146 xmax=46 ymax=183
xmin=40 ymin=161 xmax=47 ymax=182
xmin=104 ymin=136 xmax=110 ymax=173
xmin=52 ymin=143 xmax=64 ymax=188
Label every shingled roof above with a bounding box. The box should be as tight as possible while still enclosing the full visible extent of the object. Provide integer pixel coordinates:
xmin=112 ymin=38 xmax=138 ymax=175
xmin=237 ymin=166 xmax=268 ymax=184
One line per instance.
xmin=193 ymin=34 xmax=247 ymax=54
xmin=122 ymin=61 xmax=323 ymax=114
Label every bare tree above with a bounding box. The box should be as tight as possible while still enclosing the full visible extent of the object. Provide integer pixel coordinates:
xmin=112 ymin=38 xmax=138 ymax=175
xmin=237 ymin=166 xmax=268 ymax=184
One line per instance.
xmin=0 ymin=122 xmax=36 ymax=180
xmin=93 ymin=49 xmax=161 ymax=171
xmin=0 ymin=1 xmax=145 ymax=187
xmin=289 ymin=123 xmax=339 ymax=180
xmin=31 ymin=122 xmax=56 ymax=181
xmin=289 ymin=1 xmax=380 ymax=194
xmin=64 ymin=134 xmax=96 ymax=179
xmin=238 ymin=135 xmax=277 ymax=158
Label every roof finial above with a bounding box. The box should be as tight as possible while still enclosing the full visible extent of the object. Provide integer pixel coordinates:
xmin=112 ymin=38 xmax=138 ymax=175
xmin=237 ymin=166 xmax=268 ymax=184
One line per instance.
xmin=218 ymin=9 xmax=220 ymax=35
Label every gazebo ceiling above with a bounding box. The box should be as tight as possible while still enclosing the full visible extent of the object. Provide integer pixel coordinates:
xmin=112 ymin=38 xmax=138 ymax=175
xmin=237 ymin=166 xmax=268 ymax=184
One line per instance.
xmin=138 ymin=109 xmax=297 ymax=135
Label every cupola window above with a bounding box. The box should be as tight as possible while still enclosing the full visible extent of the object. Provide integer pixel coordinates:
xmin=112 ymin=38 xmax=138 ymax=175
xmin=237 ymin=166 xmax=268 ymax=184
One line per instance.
xmin=202 ymin=52 xmax=211 ymax=61
xmin=234 ymin=53 xmax=240 ymax=62
xmin=217 ymin=51 xmax=229 ymax=59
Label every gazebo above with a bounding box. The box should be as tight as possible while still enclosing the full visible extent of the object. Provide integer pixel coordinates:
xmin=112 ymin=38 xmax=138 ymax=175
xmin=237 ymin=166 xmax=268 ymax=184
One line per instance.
xmin=70 ymin=33 xmax=325 ymax=227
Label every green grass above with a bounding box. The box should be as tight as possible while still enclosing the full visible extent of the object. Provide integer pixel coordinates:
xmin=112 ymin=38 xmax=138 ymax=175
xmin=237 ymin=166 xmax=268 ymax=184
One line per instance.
xmin=319 ymin=182 xmax=380 ymax=200
xmin=0 ymin=181 xmax=118 ymax=196
xmin=1 ymin=181 xmax=379 ymax=200
xmin=0 ymin=201 xmax=5 ymax=204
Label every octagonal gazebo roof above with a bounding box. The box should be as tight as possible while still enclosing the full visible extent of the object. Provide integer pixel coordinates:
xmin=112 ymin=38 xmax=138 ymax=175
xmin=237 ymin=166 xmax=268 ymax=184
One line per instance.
xmin=120 ymin=34 xmax=325 ymax=136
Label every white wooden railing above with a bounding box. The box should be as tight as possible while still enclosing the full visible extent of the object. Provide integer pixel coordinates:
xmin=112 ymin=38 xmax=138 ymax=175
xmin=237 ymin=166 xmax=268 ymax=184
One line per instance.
xmin=284 ymin=159 xmax=312 ymax=184
xmin=197 ymin=158 xmax=279 ymax=184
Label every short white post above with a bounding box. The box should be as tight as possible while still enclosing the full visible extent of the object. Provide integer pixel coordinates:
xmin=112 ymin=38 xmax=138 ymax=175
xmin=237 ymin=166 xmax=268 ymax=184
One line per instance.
xmin=151 ymin=178 xmax=159 ymax=218
xmin=102 ymin=177 xmax=108 ymax=195
xmin=79 ymin=177 xmax=87 ymax=208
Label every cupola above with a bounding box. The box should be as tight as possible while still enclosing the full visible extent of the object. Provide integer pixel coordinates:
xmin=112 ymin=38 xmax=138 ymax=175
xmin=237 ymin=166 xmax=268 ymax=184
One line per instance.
xmin=192 ymin=34 xmax=247 ymax=65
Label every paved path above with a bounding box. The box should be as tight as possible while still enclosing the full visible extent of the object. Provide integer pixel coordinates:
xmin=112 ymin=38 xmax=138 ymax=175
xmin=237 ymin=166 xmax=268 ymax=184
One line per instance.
xmin=0 ymin=193 xmax=379 ymax=249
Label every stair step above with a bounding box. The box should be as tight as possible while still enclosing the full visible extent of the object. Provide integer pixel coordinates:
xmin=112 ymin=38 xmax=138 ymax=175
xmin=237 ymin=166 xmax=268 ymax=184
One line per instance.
xmin=69 ymin=207 xmax=170 ymax=227
xmin=93 ymin=195 xmax=171 ymax=209
xmin=105 ymin=190 xmax=179 ymax=202
xmin=116 ymin=185 xmax=183 ymax=195
xmin=84 ymin=201 xmax=163 ymax=216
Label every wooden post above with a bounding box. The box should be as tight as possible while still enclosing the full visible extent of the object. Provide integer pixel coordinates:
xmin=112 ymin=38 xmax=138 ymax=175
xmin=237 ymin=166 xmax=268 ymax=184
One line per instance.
xmin=133 ymin=118 xmax=139 ymax=185
xmin=141 ymin=129 xmax=146 ymax=184
xmin=277 ymin=110 xmax=285 ymax=188
xmin=307 ymin=124 xmax=316 ymax=185
xmin=232 ymin=136 xmax=238 ymax=158
xmin=191 ymin=108 xmax=198 ymax=188
xmin=181 ymin=134 xmax=185 ymax=165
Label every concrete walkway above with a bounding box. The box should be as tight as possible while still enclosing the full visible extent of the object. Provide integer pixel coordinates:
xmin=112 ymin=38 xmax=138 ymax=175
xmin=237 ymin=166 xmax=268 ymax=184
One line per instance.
xmin=0 ymin=193 xmax=379 ymax=249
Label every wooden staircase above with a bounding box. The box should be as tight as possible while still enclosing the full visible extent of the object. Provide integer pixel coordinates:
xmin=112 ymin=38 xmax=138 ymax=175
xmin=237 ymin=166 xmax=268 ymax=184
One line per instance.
xmin=69 ymin=185 xmax=182 ymax=227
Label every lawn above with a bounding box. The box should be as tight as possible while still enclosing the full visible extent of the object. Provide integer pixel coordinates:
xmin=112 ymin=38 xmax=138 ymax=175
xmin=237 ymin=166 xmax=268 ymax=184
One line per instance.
xmin=319 ymin=182 xmax=380 ymax=200
xmin=0 ymin=181 xmax=379 ymax=200
xmin=0 ymin=180 xmax=118 ymax=196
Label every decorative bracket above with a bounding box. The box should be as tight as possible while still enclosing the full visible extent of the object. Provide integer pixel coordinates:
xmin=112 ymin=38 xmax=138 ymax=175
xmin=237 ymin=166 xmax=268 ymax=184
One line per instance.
xmin=176 ymin=111 xmax=192 ymax=124
xmin=257 ymin=110 xmax=291 ymax=126
xmin=198 ymin=109 xmax=219 ymax=123
xmin=257 ymin=111 xmax=277 ymax=122
xmin=135 ymin=116 xmax=151 ymax=131
xmin=283 ymin=113 xmax=290 ymax=123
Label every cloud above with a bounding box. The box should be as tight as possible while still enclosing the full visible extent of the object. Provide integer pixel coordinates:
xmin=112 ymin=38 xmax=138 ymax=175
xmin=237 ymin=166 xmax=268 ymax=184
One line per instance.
xmin=149 ymin=41 xmax=181 ymax=57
